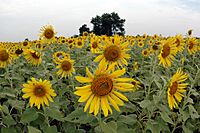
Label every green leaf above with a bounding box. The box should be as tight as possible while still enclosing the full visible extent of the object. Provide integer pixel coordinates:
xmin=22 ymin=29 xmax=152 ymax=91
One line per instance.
xmin=45 ymin=107 xmax=64 ymax=121
xmin=139 ymin=100 xmax=151 ymax=108
xmin=64 ymin=108 xmax=94 ymax=124
xmin=99 ymin=121 xmax=117 ymax=133
xmin=1 ymin=127 xmax=17 ymax=133
xmin=2 ymin=115 xmax=16 ymax=126
xmin=146 ymin=120 xmax=161 ymax=133
xmin=188 ymin=105 xmax=199 ymax=119
xmin=117 ymin=122 xmax=134 ymax=133
xmin=0 ymin=105 xmax=9 ymax=115
xmin=182 ymin=125 xmax=193 ymax=133
xmin=160 ymin=112 xmax=174 ymax=124
xmin=27 ymin=126 xmax=41 ymax=133
xmin=43 ymin=126 xmax=57 ymax=133
xmin=21 ymin=108 xmax=39 ymax=123
xmin=118 ymin=114 xmax=137 ymax=125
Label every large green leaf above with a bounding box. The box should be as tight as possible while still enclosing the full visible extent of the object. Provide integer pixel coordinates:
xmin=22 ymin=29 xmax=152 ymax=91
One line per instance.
xmin=99 ymin=121 xmax=117 ymax=133
xmin=21 ymin=108 xmax=39 ymax=123
xmin=2 ymin=115 xmax=16 ymax=126
xmin=45 ymin=107 xmax=64 ymax=121
xmin=27 ymin=126 xmax=41 ymax=133
xmin=64 ymin=108 xmax=94 ymax=124
xmin=160 ymin=112 xmax=174 ymax=125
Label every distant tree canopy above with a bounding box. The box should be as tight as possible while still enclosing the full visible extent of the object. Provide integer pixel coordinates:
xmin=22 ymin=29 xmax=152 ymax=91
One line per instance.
xmin=79 ymin=24 xmax=90 ymax=35
xmin=90 ymin=12 xmax=126 ymax=36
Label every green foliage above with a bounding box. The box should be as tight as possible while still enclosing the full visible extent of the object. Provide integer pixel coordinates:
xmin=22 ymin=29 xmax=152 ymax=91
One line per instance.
xmin=0 ymin=36 xmax=200 ymax=133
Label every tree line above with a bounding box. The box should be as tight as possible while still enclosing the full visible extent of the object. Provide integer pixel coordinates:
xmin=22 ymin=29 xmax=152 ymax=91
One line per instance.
xmin=79 ymin=12 xmax=126 ymax=36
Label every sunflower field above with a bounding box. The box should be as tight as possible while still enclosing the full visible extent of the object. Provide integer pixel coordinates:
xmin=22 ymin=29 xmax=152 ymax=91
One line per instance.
xmin=0 ymin=26 xmax=199 ymax=133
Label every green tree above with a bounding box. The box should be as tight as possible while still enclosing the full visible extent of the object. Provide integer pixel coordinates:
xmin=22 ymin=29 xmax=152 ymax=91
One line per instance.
xmin=90 ymin=12 xmax=125 ymax=36
xmin=79 ymin=24 xmax=90 ymax=35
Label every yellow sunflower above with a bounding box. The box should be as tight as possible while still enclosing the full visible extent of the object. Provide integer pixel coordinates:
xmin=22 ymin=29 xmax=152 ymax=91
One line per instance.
xmin=75 ymin=38 xmax=85 ymax=48
xmin=142 ymin=49 xmax=149 ymax=57
xmin=23 ymin=49 xmax=42 ymax=66
xmin=90 ymin=36 xmax=102 ymax=53
xmin=167 ymin=68 xmax=188 ymax=110
xmin=137 ymin=41 xmax=144 ymax=48
xmin=187 ymin=37 xmax=198 ymax=54
xmin=158 ymin=38 xmax=176 ymax=67
xmin=94 ymin=35 xmax=131 ymax=68
xmin=53 ymin=51 xmax=70 ymax=63
xmin=131 ymin=79 xmax=141 ymax=91
xmin=56 ymin=58 xmax=75 ymax=78
xmin=0 ymin=47 xmax=13 ymax=68
xmin=74 ymin=63 xmax=134 ymax=117
xmin=174 ymin=35 xmax=185 ymax=53
xmin=40 ymin=25 xmax=56 ymax=44
xmin=22 ymin=78 xmax=56 ymax=109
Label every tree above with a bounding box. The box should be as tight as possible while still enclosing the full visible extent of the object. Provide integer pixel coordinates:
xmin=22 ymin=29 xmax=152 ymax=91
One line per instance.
xmin=90 ymin=12 xmax=125 ymax=36
xmin=79 ymin=24 xmax=90 ymax=35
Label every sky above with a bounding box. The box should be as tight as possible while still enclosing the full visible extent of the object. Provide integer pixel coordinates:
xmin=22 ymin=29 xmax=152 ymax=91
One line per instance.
xmin=0 ymin=0 xmax=200 ymax=42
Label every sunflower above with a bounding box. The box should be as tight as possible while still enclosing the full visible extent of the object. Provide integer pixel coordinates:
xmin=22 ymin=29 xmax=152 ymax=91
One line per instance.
xmin=158 ymin=38 xmax=176 ymax=67
xmin=174 ymin=35 xmax=185 ymax=53
xmin=40 ymin=25 xmax=56 ymax=44
xmin=137 ymin=41 xmax=144 ymax=48
xmin=167 ymin=69 xmax=188 ymax=110
xmin=23 ymin=49 xmax=42 ymax=66
xmin=74 ymin=63 xmax=134 ymax=117
xmin=56 ymin=58 xmax=75 ymax=78
xmin=94 ymin=35 xmax=131 ymax=68
xmin=22 ymin=78 xmax=56 ymax=109
xmin=0 ymin=47 xmax=13 ymax=68
xmin=21 ymin=40 xmax=31 ymax=49
xmin=142 ymin=49 xmax=149 ymax=57
xmin=90 ymin=36 xmax=102 ymax=53
xmin=187 ymin=37 xmax=198 ymax=54
xmin=75 ymin=38 xmax=84 ymax=48
xmin=131 ymin=79 xmax=141 ymax=91
xmin=53 ymin=51 xmax=70 ymax=63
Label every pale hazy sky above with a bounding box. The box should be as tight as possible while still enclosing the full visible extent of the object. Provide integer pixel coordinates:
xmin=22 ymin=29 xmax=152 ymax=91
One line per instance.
xmin=0 ymin=0 xmax=200 ymax=42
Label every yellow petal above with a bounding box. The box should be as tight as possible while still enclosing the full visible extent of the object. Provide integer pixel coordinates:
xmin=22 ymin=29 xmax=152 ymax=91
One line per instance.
xmin=110 ymin=93 xmax=124 ymax=106
xmin=86 ymin=67 xmax=94 ymax=79
xmin=101 ymin=97 xmax=108 ymax=117
xmin=75 ymin=76 xmax=92 ymax=83
xmin=22 ymin=93 xmax=33 ymax=99
xmin=108 ymin=95 xmax=120 ymax=112
xmin=113 ymin=91 xmax=128 ymax=101
xmin=84 ymin=94 xmax=95 ymax=112
xmin=114 ymin=78 xmax=133 ymax=82
xmin=94 ymin=97 xmax=100 ymax=116
xmin=94 ymin=54 xmax=104 ymax=62
xmin=78 ymin=91 xmax=92 ymax=102
xmin=76 ymin=85 xmax=91 ymax=90
xmin=89 ymin=96 xmax=98 ymax=113
xmin=110 ymin=68 xmax=126 ymax=78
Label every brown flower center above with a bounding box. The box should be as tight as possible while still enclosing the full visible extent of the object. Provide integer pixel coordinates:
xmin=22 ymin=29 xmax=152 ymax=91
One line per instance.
xmin=169 ymin=81 xmax=178 ymax=95
xmin=92 ymin=42 xmax=98 ymax=49
xmin=23 ymin=42 xmax=28 ymax=46
xmin=34 ymin=85 xmax=46 ymax=97
xmin=161 ymin=44 xmax=170 ymax=58
xmin=91 ymin=75 xmax=113 ymax=96
xmin=44 ymin=29 xmax=54 ymax=39
xmin=31 ymin=52 xmax=40 ymax=59
xmin=143 ymin=51 xmax=148 ymax=55
xmin=175 ymin=38 xmax=180 ymax=47
xmin=77 ymin=41 xmax=82 ymax=46
xmin=61 ymin=60 xmax=72 ymax=71
xmin=15 ymin=49 xmax=23 ymax=55
xmin=188 ymin=41 xmax=194 ymax=50
xmin=104 ymin=45 xmax=120 ymax=62
xmin=152 ymin=45 xmax=158 ymax=50
xmin=0 ymin=50 xmax=9 ymax=61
